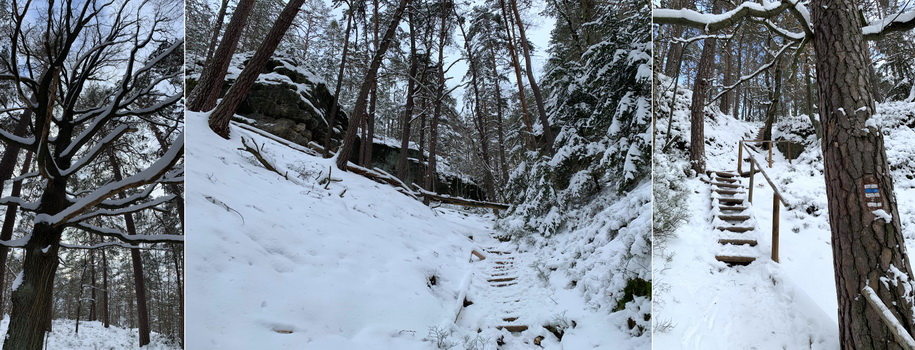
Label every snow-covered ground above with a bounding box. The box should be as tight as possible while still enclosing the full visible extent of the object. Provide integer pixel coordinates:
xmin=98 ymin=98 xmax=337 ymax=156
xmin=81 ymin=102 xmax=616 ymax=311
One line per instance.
xmin=186 ymin=111 xmax=643 ymax=349
xmin=653 ymin=76 xmax=915 ymax=349
xmin=0 ymin=318 xmax=179 ymax=349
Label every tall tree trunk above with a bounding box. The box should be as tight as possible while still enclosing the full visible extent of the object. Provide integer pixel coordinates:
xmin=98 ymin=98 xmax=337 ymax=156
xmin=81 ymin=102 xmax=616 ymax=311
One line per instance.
xmin=720 ymin=38 xmax=734 ymax=113
xmin=689 ymin=31 xmax=717 ymax=174
xmin=106 ymin=150 xmax=150 ymax=346
xmin=171 ymin=246 xmax=183 ymax=345
xmin=456 ymin=9 xmax=494 ymax=200
xmin=205 ymin=0 xmax=231 ymax=61
xmin=336 ymin=0 xmax=412 ymax=170
xmin=812 ymin=1 xmax=915 ymax=348
xmin=762 ymin=59 xmax=782 ymax=142
xmin=732 ymin=32 xmax=743 ymax=118
xmin=187 ymin=0 xmax=255 ymax=112
xmin=491 ymin=46 xmax=509 ymax=183
xmin=498 ymin=0 xmax=534 ymax=141
xmin=508 ymin=0 xmax=554 ymax=154
xmin=663 ymin=0 xmax=685 ymax=77
xmin=805 ymin=54 xmax=821 ymax=139
xmin=396 ymin=10 xmax=418 ymax=181
xmin=424 ymin=0 xmax=448 ymax=204
xmin=209 ymin=0 xmax=308 ymax=138
xmin=102 ymin=248 xmax=110 ymax=328
xmin=323 ymin=10 xmax=354 ymax=158
xmin=0 ymin=151 xmax=31 ymax=315
xmin=89 ymin=250 xmax=96 ymax=321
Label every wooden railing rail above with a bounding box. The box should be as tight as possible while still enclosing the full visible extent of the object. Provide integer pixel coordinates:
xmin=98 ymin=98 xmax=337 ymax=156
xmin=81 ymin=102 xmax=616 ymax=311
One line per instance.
xmin=737 ymin=141 xmax=790 ymax=262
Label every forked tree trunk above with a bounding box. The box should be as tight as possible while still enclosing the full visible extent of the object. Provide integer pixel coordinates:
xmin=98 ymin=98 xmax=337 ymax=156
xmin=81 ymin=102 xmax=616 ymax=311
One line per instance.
xmin=812 ymin=1 xmax=915 ymax=348
xmin=336 ymin=0 xmax=411 ymax=170
xmin=498 ymin=0 xmax=534 ymax=141
xmin=423 ymin=0 xmax=447 ymax=204
xmin=106 ymin=150 xmax=150 ymax=346
xmin=187 ymin=0 xmax=255 ymax=112
xmin=209 ymin=0 xmax=308 ymax=138
xmin=689 ymin=30 xmax=716 ymax=174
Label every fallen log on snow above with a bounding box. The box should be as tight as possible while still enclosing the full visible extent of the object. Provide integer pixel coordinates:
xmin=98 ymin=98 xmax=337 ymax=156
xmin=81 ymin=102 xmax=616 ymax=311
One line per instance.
xmin=413 ymin=187 xmax=511 ymax=210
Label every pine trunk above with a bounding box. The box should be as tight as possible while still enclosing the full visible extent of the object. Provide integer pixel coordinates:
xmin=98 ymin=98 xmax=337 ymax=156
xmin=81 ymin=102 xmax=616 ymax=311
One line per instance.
xmin=205 ymin=0 xmax=231 ymax=61
xmin=396 ymin=11 xmax=418 ymax=182
xmin=187 ymin=0 xmax=255 ymax=112
xmin=689 ymin=33 xmax=716 ymax=174
xmin=498 ymin=0 xmax=534 ymax=140
xmin=424 ymin=0 xmax=447 ymax=204
xmin=209 ymin=0 xmax=308 ymax=137
xmin=335 ymin=0 xmax=411 ymax=170
xmin=812 ymin=1 xmax=915 ymax=348
xmin=509 ymin=0 xmax=554 ymax=154
xmin=322 ymin=11 xmax=353 ymax=158
xmin=0 ymin=151 xmax=31 ymax=315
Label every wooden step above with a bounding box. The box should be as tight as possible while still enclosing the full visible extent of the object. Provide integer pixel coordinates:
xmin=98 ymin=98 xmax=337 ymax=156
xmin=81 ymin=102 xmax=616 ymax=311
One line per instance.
xmin=502 ymin=317 xmax=518 ymax=322
xmin=717 ymin=214 xmax=751 ymax=221
xmin=717 ymin=197 xmax=746 ymax=205
xmin=716 ymin=255 xmax=756 ymax=266
xmin=494 ymin=260 xmax=513 ymax=265
xmin=712 ymin=176 xmax=741 ymax=183
xmin=713 ymin=188 xmax=743 ymax=196
xmin=718 ymin=206 xmax=748 ymax=212
xmin=497 ymin=325 xmax=528 ymax=332
xmin=716 ymin=226 xmax=755 ymax=233
xmin=487 ymin=277 xmax=517 ymax=283
xmin=718 ymin=238 xmax=758 ymax=246
xmin=708 ymin=171 xmax=739 ymax=178
xmin=491 ymin=282 xmax=518 ymax=287
xmin=710 ymin=181 xmax=743 ymax=189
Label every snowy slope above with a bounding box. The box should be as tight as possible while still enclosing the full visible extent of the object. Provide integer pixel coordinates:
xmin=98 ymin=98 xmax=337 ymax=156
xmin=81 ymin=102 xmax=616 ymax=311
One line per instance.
xmin=185 ymin=111 xmax=492 ymax=349
xmin=651 ymin=78 xmax=915 ymax=349
xmin=0 ymin=318 xmax=179 ymax=349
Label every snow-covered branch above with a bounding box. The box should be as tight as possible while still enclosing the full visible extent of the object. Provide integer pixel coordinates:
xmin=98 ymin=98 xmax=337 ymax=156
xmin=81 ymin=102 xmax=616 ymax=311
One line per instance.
xmin=36 ymin=132 xmax=184 ymax=227
xmin=0 ymin=196 xmax=40 ymax=212
xmin=653 ymin=1 xmax=797 ymax=33
xmin=862 ymin=285 xmax=915 ymax=350
xmin=709 ymin=41 xmax=798 ymax=104
xmin=864 ymin=10 xmax=915 ymax=39
xmin=66 ymin=194 xmax=175 ymax=224
xmin=68 ymin=223 xmax=184 ymax=244
xmin=59 ymin=124 xmax=135 ymax=176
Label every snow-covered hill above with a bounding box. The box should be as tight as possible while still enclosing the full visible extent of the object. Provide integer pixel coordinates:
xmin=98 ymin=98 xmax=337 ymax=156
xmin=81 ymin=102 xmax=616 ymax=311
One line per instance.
xmin=185 ymin=112 xmax=646 ymax=349
xmin=653 ymin=74 xmax=915 ymax=349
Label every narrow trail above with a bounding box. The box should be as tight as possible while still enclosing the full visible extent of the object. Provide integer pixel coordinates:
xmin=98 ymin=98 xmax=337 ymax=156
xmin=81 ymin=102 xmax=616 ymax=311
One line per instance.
xmin=705 ymin=170 xmax=761 ymax=265
xmin=455 ymin=235 xmax=561 ymax=349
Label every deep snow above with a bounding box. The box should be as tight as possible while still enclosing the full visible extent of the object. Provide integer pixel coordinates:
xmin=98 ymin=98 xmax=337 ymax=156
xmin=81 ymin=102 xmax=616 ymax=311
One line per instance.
xmin=185 ymin=111 xmax=644 ymax=349
xmin=0 ymin=318 xmax=179 ymax=349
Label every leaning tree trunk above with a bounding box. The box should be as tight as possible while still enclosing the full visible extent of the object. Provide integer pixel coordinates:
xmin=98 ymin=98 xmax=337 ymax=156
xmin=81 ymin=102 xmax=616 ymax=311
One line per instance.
xmin=322 ymin=10 xmax=353 ymax=158
xmin=106 ymin=150 xmax=151 ymax=347
xmin=509 ymin=0 xmax=554 ymax=154
xmin=498 ymin=0 xmax=534 ymax=141
xmin=396 ymin=10 xmax=418 ymax=182
xmin=209 ymin=0 xmax=308 ymax=138
xmin=205 ymin=0 xmax=231 ymax=61
xmin=688 ymin=31 xmax=716 ymax=174
xmin=812 ymin=0 xmax=915 ymax=348
xmin=187 ymin=0 xmax=255 ymax=112
xmin=423 ymin=0 xmax=447 ymax=205
xmin=336 ymin=0 xmax=411 ymax=170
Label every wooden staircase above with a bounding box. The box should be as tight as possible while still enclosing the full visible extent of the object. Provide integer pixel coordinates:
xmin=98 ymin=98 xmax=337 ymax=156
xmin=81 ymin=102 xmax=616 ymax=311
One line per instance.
xmin=482 ymin=247 xmax=528 ymax=333
xmin=707 ymin=171 xmax=760 ymax=266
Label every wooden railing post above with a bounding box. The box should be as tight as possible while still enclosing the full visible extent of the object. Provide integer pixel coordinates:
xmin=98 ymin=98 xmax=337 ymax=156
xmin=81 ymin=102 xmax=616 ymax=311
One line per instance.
xmin=737 ymin=141 xmax=744 ymax=174
xmin=772 ymin=192 xmax=780 ymax=263
xmin=768 ymin=141 xmax=773 ymax=168
xmin=787 ymin=142 xmax=793 ymax=164
xmin=748 ymin=159 xmax=755 ymax=203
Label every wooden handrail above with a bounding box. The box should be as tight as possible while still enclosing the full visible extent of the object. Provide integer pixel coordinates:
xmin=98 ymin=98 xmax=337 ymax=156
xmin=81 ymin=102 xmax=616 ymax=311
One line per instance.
xmin=737 ymin=141 xmax=791 ymax=262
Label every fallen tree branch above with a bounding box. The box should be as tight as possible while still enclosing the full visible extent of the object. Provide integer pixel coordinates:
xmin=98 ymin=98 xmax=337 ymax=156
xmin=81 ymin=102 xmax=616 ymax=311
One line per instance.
xmin=239 ymin=136 xmax=289 ymax=181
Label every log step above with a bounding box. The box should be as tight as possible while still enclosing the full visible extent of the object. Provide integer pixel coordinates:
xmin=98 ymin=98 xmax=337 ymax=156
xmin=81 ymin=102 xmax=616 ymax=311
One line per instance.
xmin=716 ymin=255 xmax=756 ymax=266
xmin=717 ymin=214 xmax=751 ymax=221
xmin=718 ymin=238 xmax=758 ymax=246
xmin=503 ymin=317 xmax=518 ymax=322
xmin=487 ymin=277 xmax=517 ymax=283
xmin=491 ymin=282 xmax=518 ymax=287
xmin=717 ymin=197 xmax=746 ymax=205
xmin=708 ymin=171 xmax=739 ymax=178
xmin=716 ymin=226 xmax=755 ymax=233
xmin=718 ymin=206 xmax=749 ymax=212
xmin=711 ymin=176 xmax=741 ymax=183
xmin=713 ymin=188 xmax=743 ymax=195
xmin=710 ymin=182 xmax=743 ymax=189
xmin=497 ymin=325 xmax=528 ymax=333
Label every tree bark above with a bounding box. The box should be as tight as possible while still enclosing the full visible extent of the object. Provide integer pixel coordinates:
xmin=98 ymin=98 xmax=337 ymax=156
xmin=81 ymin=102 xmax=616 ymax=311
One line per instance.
xmin=812 ymin=1 xmax=915 ymax=349
xmin=106 ymin=150 xmax=150 ymax=346
xmin=689 ymin=31 xmax=717 ymax=174
xmin=336 ymin=0 xmax=411 ymax=170
xmin=0 ymin=150 xmax=31 ymax=315
xmin=322 ymin=10 xmax=354 ymax=158
xmin=187 ymin=0 xmax=255 ymax=112
xmin=396 ymin=10 xmax=418 ymax=182
xmin=208 ymin=0 xmax=308 ymax=138
xmin=205 ymin=0 xmax=231 ymax=61
xmin=508 ymin=0 xmax=554 ymax=154
xmin=456 ymin=8 xmax=495 ymax=200
xmin=102 ymin=248 xmax=110 ymax=328
xmin=423 ymin=0 xmax=447 ymax=204
xmin=498 ymin=0 xmax=534 ymax=140
xmin=491 ymin=46 xmax=509 ymax=184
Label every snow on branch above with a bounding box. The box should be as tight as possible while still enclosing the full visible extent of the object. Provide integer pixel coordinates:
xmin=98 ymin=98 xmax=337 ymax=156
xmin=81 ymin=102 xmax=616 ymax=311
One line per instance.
xmin=709 ymin=41 xmax=799 ymax=104
xmin=68 ymin=223 xmax=184 ymax=244
xmin=66 ymin=194 xmax=175 ymax=223
xmin=59 ymin=124 xmax=135 ymax=176
xmin=0 ymin=196 xmax=40 ymax=212
xmin=35 ymin=132 xmax=184 ymax=227
xmin=862 ymin=285 xmax=915 ymax=349
xmin=653 ymin=1 xmax=798 ymax=33
xmin=864 ymin=10 xmax=915 ymax=39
